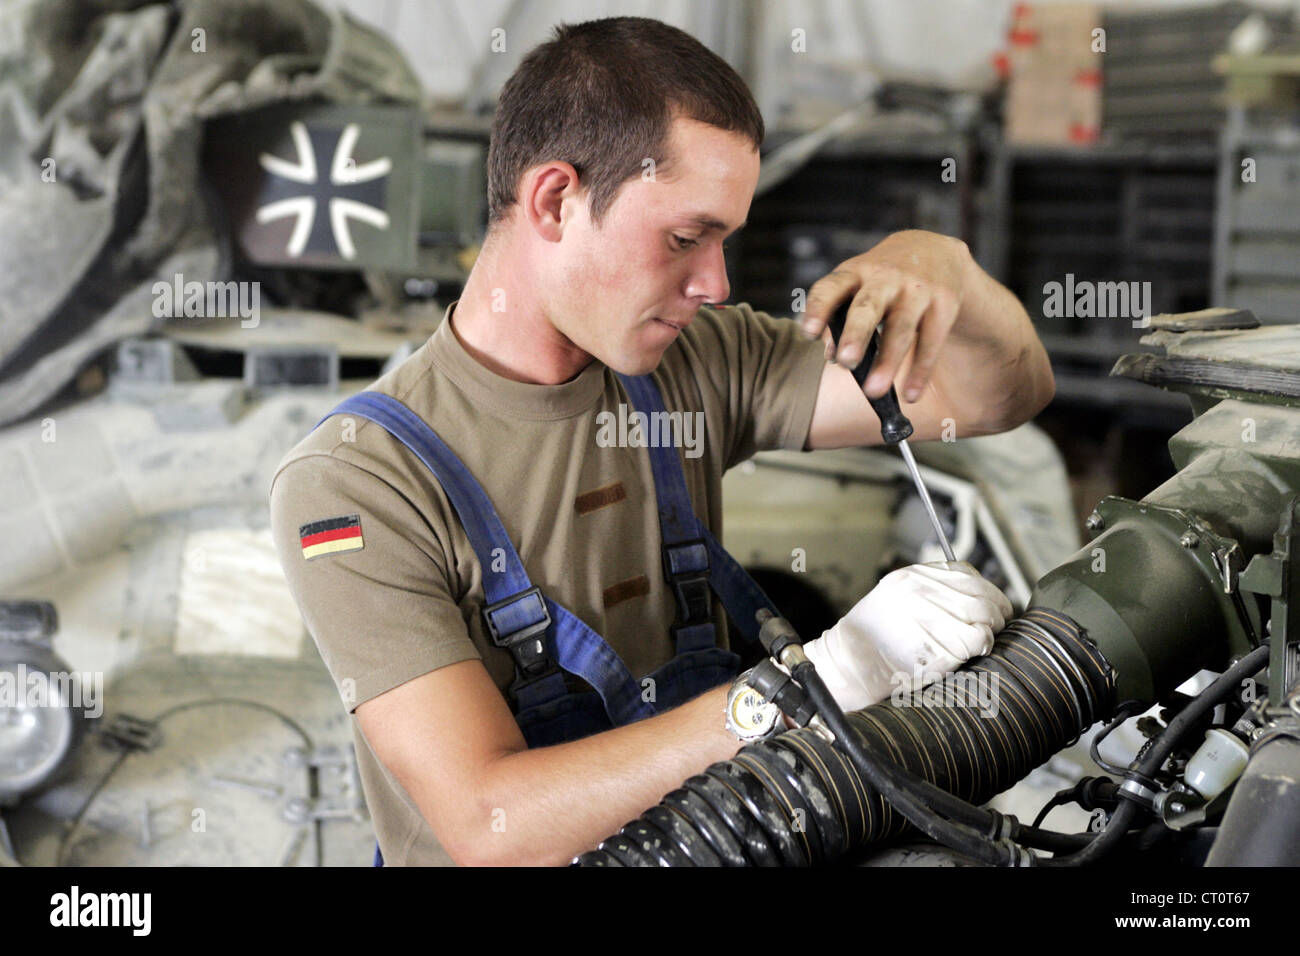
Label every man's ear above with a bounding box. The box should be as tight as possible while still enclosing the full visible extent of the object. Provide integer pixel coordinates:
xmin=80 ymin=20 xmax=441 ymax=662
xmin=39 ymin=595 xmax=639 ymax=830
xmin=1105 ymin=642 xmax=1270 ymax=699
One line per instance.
xmin=519 ymin=161 xmax=581 ymax=242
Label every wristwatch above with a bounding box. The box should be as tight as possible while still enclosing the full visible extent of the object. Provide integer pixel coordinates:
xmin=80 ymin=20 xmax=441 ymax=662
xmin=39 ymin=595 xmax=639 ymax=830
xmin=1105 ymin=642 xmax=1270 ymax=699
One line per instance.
xmin=725 ymin=667 xmax=783 ymax=742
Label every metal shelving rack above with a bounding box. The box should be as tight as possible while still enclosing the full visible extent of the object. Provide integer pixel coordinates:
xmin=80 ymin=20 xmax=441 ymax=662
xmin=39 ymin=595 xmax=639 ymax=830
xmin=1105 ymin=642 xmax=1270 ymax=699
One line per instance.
xmin=734 ymin=128 xmax=980 ymax=317
xmin=979 ymin=140 xmax=1216 ymax=422
xmin=1213 ymin=104 xmax=1300 ymax=325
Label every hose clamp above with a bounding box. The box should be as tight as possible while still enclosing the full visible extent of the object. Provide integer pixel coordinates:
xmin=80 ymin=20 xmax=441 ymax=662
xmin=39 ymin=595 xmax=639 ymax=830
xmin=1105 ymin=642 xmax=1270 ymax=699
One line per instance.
xmin=1117 ymin=776 xmax=1158 ymax=809
xmin=1014 ymin=618 xmax=1092 ymax=736
xmin=983 ymin=809 xmax=1018 ymax=842
xmin=998 ymin=839 xmax=1034 ymax=867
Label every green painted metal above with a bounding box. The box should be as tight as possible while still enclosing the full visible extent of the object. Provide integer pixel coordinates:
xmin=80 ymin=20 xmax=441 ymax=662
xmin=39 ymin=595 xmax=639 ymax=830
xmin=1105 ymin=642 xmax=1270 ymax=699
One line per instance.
xmin=1033 ymin=495 xmax=1254 ymax=703
xmin=1031 ymin=318 xmax=1300 ymax=705
xmin=1238 ymin=498 xmax=1300 ymax=715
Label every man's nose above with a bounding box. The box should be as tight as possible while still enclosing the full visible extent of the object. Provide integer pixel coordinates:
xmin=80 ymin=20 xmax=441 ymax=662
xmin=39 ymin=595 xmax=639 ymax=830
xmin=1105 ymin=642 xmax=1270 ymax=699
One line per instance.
xmin=683 ymin=241 xmax=730 ymax=304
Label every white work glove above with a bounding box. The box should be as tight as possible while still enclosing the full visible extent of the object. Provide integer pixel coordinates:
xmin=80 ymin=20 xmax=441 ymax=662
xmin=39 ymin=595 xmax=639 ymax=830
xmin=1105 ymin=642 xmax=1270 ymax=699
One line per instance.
xmin=803 ymin=561 xmax=1013 ymax=713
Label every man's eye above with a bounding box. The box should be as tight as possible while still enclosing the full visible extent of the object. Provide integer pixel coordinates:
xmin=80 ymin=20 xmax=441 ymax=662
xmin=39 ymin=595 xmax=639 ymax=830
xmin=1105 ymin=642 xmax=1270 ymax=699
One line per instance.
xmin=672 ymin=234 xmax=699 ymax=250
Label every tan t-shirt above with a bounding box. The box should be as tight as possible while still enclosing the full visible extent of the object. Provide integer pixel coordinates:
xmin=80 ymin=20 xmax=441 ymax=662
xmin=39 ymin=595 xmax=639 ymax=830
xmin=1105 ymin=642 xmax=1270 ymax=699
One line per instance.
xmin=269 ymin=300 xmax=827 ymax=865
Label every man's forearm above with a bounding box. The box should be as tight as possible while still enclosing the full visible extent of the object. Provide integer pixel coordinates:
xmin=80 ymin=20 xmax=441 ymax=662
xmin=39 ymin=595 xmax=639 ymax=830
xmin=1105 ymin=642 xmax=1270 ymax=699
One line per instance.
xmin=942 ymin=256 xmax=1055 ymax=433
xmin=461 ymin=684 xmax=740 ymax=866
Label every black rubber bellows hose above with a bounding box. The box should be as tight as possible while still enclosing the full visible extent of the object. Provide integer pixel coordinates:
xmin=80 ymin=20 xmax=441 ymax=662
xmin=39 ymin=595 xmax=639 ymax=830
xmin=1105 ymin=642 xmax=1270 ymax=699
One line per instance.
xmin=574 ymin=608 xmax=1115 ymax=866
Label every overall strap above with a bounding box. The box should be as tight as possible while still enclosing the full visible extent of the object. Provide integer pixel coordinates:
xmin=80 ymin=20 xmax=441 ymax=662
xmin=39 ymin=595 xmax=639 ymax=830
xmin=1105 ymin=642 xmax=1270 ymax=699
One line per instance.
xmin=313 ymin=392 xmax=654 ymax=726
xmin=615 ymin=374 xmax=778 ymax=646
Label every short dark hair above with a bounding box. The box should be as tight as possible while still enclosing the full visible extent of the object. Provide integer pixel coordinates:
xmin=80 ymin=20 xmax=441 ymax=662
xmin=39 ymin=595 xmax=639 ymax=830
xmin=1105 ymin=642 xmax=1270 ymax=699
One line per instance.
xmin=486 ymin=16 xmax=765 ymax=230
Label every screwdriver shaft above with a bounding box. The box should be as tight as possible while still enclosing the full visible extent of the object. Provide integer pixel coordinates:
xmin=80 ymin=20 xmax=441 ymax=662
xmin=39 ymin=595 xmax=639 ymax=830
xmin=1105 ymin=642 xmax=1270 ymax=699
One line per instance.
xmin=824 ymin=300 xmax=958 ymax=564
xmin=897 ymin=440 xmax=956 ymax=563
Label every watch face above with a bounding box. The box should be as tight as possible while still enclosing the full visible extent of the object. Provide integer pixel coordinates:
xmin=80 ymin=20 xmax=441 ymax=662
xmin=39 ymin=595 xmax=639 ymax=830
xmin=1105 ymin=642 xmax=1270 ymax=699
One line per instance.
xmin=729 ymin=685 xmax=779 ymax=737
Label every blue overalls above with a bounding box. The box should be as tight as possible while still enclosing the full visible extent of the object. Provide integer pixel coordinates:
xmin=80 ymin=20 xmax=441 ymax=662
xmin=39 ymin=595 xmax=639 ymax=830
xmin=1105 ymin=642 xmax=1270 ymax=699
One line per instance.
xmin=312 ymin=373 xmax=777 ymax=866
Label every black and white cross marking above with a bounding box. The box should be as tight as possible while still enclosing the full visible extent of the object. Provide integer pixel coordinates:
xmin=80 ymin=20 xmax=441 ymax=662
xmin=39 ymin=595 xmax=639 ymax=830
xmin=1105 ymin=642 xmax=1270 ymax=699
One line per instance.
xmin=255 ymin=121 xmax=391 ymax=260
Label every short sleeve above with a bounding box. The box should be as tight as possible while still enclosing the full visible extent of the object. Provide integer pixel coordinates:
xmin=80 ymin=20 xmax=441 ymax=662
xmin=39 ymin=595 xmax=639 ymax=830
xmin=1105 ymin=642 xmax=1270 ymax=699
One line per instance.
xmin=269 ymin=453 xmax=480 ymax=713
xmin=675 ymin=302 xmax=827 ymax=469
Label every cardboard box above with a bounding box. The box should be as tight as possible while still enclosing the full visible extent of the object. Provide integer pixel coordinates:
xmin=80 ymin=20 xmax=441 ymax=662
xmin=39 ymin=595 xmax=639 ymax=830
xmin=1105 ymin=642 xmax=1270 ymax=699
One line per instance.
xmin=1003 ymin=3 xmax=1103 ymax=146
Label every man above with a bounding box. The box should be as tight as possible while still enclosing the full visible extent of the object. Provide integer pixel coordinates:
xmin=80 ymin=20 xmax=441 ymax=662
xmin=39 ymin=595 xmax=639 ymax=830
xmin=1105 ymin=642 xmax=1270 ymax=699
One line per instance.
xmin=270 ymin=17 xmax=1053 ymax=866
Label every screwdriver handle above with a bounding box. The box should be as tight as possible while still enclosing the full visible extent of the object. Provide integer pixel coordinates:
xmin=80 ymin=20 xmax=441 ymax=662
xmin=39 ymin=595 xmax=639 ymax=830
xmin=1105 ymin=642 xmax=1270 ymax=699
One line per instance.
xmin=827 ymin=300 xmax=914 ymax=445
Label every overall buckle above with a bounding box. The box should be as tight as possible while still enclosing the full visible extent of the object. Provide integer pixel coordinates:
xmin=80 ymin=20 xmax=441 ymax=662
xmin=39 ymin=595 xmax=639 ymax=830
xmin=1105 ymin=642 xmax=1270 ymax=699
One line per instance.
xmin=663 ymin=539 xmax=712 ymax=626
xmin=483 ymin=585 xmax=554 ymax=678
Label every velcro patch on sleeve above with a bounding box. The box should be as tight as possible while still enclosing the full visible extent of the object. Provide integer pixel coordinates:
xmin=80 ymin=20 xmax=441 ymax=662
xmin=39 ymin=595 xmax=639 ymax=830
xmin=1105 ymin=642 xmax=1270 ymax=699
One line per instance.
xmin=299 ymin=514 xmax=364 ymax=560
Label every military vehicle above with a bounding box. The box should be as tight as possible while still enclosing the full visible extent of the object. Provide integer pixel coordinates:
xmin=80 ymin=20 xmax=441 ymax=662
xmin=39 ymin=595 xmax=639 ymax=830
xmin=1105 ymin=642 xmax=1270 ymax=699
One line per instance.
xmin=9 ymin=2 xmax=1285 ymax=868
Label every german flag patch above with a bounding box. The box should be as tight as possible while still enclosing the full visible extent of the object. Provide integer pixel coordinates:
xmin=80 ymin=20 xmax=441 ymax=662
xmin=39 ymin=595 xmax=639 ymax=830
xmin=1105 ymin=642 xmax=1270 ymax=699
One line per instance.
xmin=299 ymin=514 xmax=364 ymax=560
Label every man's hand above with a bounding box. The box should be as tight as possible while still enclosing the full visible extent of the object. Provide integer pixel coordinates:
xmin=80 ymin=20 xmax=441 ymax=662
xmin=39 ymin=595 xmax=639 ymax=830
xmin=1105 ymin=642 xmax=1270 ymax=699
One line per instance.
xmin=802 ymin=230 xmax=968 ymax=403
xmin=801 ymin=230 xmax=1054 ymax=448
xmin=803 ymin=561 xmax=1014 ymax=713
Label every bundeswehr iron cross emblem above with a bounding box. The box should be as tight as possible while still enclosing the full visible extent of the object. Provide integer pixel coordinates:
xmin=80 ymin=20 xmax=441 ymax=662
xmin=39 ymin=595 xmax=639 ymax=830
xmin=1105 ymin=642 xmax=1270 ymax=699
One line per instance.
xmin=203 ymin=103 xmax=420 ymax=272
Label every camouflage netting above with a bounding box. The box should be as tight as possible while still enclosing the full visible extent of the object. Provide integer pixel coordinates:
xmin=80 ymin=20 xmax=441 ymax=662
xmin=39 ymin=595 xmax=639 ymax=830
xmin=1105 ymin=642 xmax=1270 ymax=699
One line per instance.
xmin=0 ymin=0 xmax=423 ymax=426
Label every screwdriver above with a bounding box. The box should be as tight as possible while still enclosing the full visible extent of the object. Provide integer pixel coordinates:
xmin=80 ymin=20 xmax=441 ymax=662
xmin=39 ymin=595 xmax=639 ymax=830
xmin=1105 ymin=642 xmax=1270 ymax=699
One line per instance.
xmin=826 ymin=300 xmax=957 ymax=562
